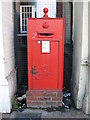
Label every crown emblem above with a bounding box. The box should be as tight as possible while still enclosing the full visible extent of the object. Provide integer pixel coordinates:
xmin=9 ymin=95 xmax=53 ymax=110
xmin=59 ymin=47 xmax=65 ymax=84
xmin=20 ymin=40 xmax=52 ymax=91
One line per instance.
xmin=42 ymin=22 xmax=49 ymax=29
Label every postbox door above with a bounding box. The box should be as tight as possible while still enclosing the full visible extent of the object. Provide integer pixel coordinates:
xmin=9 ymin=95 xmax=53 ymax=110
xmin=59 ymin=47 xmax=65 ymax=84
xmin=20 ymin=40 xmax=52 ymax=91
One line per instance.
xmin=31 ymin=40 xmax=59 ymax=89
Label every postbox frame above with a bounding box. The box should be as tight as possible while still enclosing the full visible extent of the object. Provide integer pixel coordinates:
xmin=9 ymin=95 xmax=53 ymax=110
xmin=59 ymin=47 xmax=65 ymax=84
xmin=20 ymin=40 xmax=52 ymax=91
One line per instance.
xmin=27 ymin=17 xmax=64 ymax=91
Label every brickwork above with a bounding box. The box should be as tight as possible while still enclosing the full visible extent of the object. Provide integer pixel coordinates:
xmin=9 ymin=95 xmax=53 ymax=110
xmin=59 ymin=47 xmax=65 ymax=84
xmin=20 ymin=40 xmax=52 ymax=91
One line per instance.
xmin=26 ymin=90 xmax=63 ymax=108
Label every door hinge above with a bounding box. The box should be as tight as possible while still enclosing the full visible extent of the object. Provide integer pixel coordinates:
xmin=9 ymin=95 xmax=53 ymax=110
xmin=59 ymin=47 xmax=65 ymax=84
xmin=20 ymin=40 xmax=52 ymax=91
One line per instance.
xmin=81 ymin=60 xmax=90 ymax=66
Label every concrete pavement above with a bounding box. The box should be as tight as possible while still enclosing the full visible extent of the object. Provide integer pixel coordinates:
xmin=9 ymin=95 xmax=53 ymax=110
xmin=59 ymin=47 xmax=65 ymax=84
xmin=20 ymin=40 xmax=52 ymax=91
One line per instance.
xmin=1 ymin=107 xmax=90 ymax=119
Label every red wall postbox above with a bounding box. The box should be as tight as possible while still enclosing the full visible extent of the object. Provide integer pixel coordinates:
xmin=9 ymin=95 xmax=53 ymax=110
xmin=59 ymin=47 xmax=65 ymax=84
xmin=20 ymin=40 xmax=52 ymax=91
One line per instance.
xmin=27 ymin=8 xmax=64 ymax=91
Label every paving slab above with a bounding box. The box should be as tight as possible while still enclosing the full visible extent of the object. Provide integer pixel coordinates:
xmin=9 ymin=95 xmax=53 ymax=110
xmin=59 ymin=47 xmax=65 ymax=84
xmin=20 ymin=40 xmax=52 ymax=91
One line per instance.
xmin=2 ymin=107 xmax=90 ymax=119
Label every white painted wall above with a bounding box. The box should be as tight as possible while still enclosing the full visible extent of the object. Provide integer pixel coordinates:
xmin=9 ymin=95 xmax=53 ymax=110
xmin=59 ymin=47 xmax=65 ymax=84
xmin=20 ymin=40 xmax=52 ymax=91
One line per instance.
xmin=88 ymin=1 xmax=90 ymax=114
xmin=72 ymin=1 xmax=89 ymax=114
xmin=82 ymin=1 xmax=90 ymax=114
xmin=72 ymin=2 xmax=83 ymax=108
xmin=0 ymin=1 xmax=16 ymax=113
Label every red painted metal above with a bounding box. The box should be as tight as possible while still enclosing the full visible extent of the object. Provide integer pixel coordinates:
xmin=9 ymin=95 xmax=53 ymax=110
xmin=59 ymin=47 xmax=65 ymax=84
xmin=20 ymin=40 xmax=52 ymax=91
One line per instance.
xmin=43 ymin=8 xmax=48 ymax=17
xmin=27 ymin=8 xmax=64 ymax=90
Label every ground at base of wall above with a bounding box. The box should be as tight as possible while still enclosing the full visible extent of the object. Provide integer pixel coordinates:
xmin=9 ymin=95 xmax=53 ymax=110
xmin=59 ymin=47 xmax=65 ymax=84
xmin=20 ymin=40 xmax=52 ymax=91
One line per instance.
xmin=2 ymin=107 xmax=90 ymax=119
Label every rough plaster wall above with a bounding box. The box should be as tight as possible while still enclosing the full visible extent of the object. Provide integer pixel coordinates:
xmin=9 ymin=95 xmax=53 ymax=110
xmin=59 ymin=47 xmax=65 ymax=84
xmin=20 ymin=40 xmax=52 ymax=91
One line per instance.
xmin=88 ymin=65 xmax=90 ymax=114
xmin=77 ymin=1 xmax=88 ymax=110
xmin=89 ymin=2 xmax=90 ymax=62
xmin=2 ymin=2 xmax=15 ymax=77
xmin=72 ymin=2 xmax=83 ymax=108
xmin=0 ymin=1 xmax=11 ymax=113
xmin=88 ymin=1 xmax=90 ymax=114
xmin=0 ymin=1 xmax=8 ymax=86
xmin=0 ymin=1 xmax=16 ymax=113
xmin=82 ymin=2 xmax=90 ymax=114
xmin=72 ymin=2 xmax=89 ymax=113
xmin=79 ymin=2 xmax=88 ymax=113
xmin=2 ymin=0 xmax=17 ymax=104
